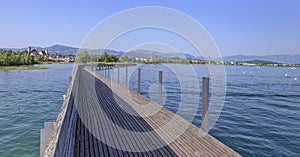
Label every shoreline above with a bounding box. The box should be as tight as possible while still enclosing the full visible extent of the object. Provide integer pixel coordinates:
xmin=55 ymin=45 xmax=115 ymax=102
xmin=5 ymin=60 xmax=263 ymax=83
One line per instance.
xmin=0 ymin=61 xmax=298 ymax=71
xmin=0 ymin=65 xmax=48 ymax=71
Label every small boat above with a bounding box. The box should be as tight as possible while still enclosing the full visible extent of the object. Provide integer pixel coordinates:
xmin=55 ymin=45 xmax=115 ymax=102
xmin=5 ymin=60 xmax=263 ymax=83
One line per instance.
xmin=291 ymin=67 xmax=296 ymax=70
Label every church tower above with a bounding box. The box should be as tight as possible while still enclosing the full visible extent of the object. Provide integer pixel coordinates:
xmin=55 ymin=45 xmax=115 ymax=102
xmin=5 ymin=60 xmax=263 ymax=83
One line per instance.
xmin=28 ymin=46 xmax=31 ymax=53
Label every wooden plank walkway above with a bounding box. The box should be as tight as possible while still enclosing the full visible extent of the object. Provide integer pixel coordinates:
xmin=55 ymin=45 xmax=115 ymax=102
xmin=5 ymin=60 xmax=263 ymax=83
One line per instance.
xmin=43 ymin=66 xmax=241 ymax=157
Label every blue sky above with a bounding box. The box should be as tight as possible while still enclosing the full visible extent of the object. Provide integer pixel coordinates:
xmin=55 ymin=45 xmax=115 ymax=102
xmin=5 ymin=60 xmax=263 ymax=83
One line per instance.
xmin=0 ymin=0 xmax=299 ymax=56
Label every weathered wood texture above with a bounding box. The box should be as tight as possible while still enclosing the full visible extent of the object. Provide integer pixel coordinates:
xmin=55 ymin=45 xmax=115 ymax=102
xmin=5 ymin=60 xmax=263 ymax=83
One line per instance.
xmin=73 ymin=66 xmax=176 ymax=157
xmin=42 ymin=73 xmax=76 ymax=157
xmin=43 ymin=66 xmax=241 ymax=157
xmin=202 ymin=77 xmax=209 ymax=132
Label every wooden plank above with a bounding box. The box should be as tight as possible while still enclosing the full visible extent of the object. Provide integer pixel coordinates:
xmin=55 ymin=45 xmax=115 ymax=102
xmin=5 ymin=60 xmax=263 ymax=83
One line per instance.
xmin=89 ymin=71 xmax=143 ymax=157
xmin=93 ymin=72 xmax=197 ymax=155
xmin=81 ymin=68 xmax=178 ymax=156
xmin=91 ymin=68 xmax=186 ymax=156
xmin=51 ymin=66 xmax=240 ymax=157
xmin=84 ymin=123 xmax=90 ymax=157
xmin=88 ymin=127 xmax=96 ymax=157
xmin=80 ymin=118 xmax=85 ymax=157
xmin=85 ymin=68 xmax=241 ymax=157
xmin=74 ymin=118 xmax=81 ymax=157
xmin=80 ymin=70 xmax=118 ymax=157
xmin=97 ymin=99 xmax=138 ymax=157
xmin=92 ymin=71 xmax=172 ymax=156
xmin=105 ymin=86 xmax=195 ymax=156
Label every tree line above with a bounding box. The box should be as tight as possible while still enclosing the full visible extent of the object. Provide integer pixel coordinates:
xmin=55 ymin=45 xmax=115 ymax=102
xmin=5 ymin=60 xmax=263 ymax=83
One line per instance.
xmin=76 ymin=51 xmax=196 ymax=64
xmin=0 ymin=50 xmax=34 ymax=66
xmin=76 ymin=51 xmax=118 ymax=63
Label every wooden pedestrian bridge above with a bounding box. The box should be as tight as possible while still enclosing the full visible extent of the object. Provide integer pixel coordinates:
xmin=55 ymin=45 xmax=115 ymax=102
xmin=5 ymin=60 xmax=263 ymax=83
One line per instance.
xmin=40 ymin=64 xmax=241 ymax=157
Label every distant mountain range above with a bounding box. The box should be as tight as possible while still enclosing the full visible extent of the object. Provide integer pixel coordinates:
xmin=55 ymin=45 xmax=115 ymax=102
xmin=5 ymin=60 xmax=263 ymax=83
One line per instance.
xmin=2 ymin=44 xmax=300 ymax=64
xmin=222 ymin=55 xmax=300 ymax=64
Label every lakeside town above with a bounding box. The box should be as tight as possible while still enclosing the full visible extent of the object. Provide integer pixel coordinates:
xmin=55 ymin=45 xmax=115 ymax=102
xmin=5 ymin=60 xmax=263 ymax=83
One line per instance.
xmin=27 ymin=46 xmax=76 ymax=63
xmin=0 ymin=46 xmax=299 ymax=67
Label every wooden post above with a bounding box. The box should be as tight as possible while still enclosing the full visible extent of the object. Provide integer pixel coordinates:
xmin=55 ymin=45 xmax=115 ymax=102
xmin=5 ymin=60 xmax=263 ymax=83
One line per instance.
xmin=69 ymin=76 xmax=72 ymax=85
xmin=104 ymin=66 xmax=107 ymax=78
xmin=125 ymin=66 xmax=128 ymax=87
xmin=138 ymin=68 xmax=141 ymax=94
xmin=158 ymin=71 xmax=162 ymax=105
xmin=40 ymin=122 xmax=55 ymax=156
xmin=108 ymin=66 xmax=110 ymax=80
xmin=118 ymin=66 xmax=120 ymax=83
xmin=202 ymin=77 xmax=209 ymax=132
xmin=112 ymin=68 xmax=114 ymax=81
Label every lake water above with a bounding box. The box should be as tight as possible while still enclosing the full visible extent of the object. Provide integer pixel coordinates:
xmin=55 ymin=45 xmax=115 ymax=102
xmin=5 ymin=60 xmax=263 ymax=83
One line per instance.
xmin=1 ymin=64 xmax=299 ymax=156
xmin=0 ymin=64 xmax=73 ymax=157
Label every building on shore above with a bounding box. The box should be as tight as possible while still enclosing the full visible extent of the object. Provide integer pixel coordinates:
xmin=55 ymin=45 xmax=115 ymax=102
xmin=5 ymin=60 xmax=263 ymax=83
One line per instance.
xmin=27 ymin=46 xmax=75 ymax=62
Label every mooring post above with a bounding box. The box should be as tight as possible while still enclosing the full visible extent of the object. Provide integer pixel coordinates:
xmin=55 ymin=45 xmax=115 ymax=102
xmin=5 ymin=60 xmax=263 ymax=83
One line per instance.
xmin=118 ymin=66 xmax=120 ymax=83
xmin=108 ymin=65 xmax=110 ymax=80
xmin=158 ymin=71 xmax=163 ymax=105
xmin=102 ymin=65 xmax=104 ymax=76
xmin=69 ymin=76 xmax=72 ymax=85
xmin=40 ymin=122 xmax=55 ymax=156
xmin=112 ymin=68 xmax=114 ymax=81
xmin=104 ymin=66 xmax=107 ymax=78
xmin=202 ymin=77 xmax=209 ymax=132
xmin=138 ymin=68 xmax=141 ymax=94
xmin=125 ymin=65 xmax=128 ymax=87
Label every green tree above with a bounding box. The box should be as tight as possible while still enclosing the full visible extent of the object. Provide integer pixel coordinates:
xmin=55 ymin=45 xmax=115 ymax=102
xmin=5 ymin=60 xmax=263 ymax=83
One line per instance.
xmin=76 ymin=51 xmax=90 ymax=63
xmin=120 ymin=55 xmax=129 ymax=62
xmin=103 ymin=52 xmax=109 ymax=61
xmin=2 ymin=52 xmax=10 ymax=65
xmin=10 ymin=52 xmax=17 ymax=65
xmin=98 ymin=52 xmax=118 ymax=63
xmin=90 ymin=55 xmax=100 ymax=62
xmin=0 ymin=50 xmax=34 ymax=66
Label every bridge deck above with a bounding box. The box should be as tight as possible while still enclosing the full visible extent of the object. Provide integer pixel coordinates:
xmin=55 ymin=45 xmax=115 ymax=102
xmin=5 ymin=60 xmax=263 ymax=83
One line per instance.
xmin=43 ymin=66 xmax=241 ymax=157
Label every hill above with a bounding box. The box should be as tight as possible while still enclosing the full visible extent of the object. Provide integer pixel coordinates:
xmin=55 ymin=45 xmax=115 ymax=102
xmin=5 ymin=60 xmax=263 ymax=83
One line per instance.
xmin=223 ymin=54 xmax=300 ymax=64
xmin=2 ymin=45 xmax=299 ymax=64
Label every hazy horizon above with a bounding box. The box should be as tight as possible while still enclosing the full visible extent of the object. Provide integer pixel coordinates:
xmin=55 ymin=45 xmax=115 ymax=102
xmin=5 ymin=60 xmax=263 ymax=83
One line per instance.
xmin=1 ymin=43 xmax=300 ymax=57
